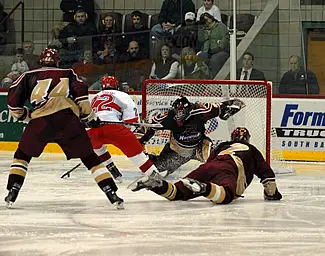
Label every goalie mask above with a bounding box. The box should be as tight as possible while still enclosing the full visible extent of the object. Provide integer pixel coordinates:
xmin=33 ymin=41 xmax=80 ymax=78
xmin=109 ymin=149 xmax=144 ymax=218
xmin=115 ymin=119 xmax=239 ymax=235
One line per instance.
xmin=172 ymin=97 xmax=192 ymax=126
xmin=231 ymin=127 xmax=251 ymax=143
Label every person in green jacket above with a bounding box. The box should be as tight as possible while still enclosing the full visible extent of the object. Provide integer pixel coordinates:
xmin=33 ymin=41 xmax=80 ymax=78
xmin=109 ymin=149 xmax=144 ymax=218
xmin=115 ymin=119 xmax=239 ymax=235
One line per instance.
xmin=197 ymin=12 xmax=230 ymax=78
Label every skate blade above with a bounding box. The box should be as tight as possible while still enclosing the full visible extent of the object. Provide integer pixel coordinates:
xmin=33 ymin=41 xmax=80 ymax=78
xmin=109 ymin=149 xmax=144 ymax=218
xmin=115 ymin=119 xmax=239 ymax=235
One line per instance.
xmin=114 ymin=201 xmax=124 ymax=210
xmin=5 ymin=201 xmax=13 ymax=209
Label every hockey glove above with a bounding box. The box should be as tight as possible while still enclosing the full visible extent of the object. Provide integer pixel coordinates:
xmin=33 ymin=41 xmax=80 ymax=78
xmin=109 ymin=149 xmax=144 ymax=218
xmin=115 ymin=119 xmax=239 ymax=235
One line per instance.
xmin=262 ymin=179 xmax=282 ymax=201
xmin=219 ymin=99 xmax=246 ymax=120
xmin=18 ymin=106 xmax=32 ymax=124
xmin=81 ymin=111 xmax=102 ymax=128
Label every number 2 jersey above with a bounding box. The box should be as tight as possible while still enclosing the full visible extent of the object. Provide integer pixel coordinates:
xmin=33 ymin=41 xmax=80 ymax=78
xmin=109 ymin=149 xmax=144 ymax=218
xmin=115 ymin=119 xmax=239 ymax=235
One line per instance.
xmin=90 ymin=90 xmax=139 ymax=123
xmin=208 ymin=141 xmax=276 ymax=187
xmin=7 ymin=68 xmax=93 ymax=120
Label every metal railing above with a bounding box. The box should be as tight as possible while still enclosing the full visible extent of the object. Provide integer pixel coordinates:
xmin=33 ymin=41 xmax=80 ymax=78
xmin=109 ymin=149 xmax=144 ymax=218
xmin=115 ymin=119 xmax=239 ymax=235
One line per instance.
xmin=0 ymin=1 xmax=24 ymax=43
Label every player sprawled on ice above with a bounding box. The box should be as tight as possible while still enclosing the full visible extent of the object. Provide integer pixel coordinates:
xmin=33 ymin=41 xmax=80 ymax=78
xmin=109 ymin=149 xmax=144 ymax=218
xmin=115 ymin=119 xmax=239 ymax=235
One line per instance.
xmin=129 ymin=127 xmax=282 ymax=204
xmin=86 ymin=75 xmax=163 ymax=183
xmin=5 ymin=48 xmax=124 ymax=209
xmin=138 ymin=96 xmax=245 ymax=177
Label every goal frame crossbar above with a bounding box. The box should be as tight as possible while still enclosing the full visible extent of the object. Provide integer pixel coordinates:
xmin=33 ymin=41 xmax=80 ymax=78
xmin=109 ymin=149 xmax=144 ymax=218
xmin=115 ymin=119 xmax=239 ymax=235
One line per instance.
xmin=142 ymin=79 xmax=272 ymax=164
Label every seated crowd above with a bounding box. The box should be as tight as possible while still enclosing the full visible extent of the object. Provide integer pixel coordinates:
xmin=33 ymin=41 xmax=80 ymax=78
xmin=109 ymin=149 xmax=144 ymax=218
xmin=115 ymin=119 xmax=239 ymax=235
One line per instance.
xmin=0 ymin=0 xmax=320 ymax=94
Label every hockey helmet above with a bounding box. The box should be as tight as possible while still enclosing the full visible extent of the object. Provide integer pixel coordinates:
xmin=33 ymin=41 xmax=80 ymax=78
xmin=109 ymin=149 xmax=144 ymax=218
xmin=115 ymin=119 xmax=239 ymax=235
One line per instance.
xmin=231 ymin=127 xmax=251 ymax=143
xmin=39 ymin=47 xmax=60 ymax=67
xmin=101 ymin=75 xmax=119 ymax=90
xmin=172 ymin=96 xmax=192 ymax=126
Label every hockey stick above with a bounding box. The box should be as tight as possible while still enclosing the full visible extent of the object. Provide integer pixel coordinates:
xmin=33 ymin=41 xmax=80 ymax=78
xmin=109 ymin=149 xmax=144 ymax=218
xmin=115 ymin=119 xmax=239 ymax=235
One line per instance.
xmin=61 ymin=163 xmax=81 ymax=178
xmin=100 ymin=121 xmax=164 ymax=129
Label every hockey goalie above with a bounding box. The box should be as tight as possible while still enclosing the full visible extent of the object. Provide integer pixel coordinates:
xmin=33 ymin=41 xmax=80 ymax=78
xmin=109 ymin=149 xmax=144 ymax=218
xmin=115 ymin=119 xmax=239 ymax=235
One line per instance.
xmin=138 ymin=96 xmax=245 ymax=177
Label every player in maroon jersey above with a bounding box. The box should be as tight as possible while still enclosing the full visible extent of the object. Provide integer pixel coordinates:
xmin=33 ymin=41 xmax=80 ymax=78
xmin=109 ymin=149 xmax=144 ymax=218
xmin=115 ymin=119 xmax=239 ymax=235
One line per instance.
xmin=138 ymin=96 xmax=245 ymax=177
xmin=4 ymin=48 xmax=124 ymax=209
xmin=129 ymin=127 xmax=282 ymax=204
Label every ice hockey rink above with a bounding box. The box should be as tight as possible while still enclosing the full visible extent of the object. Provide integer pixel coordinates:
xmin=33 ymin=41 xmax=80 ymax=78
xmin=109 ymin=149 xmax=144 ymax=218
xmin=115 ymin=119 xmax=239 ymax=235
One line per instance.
xmin=1 ymin=152 xmax=325 ymax=256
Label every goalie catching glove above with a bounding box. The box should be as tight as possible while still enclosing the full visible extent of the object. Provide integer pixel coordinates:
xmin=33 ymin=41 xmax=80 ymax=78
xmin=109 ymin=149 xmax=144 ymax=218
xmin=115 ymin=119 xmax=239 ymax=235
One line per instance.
xmin=81 ymin=111 xmax=102 ymax=128
xmin=219 ymin=99 xmax=246 ymax=120
xmin=262 ymin=178 xmax=282 ymax=201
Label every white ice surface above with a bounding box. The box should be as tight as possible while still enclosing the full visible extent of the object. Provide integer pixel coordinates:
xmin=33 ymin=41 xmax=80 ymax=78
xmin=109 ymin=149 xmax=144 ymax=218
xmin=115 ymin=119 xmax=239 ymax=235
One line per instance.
xmin=1 ymin=152 xmax=325 ymax=256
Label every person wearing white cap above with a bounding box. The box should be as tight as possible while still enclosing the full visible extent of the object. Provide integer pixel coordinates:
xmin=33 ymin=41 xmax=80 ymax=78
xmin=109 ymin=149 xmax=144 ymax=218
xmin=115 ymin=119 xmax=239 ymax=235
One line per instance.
xmin=196 ymin=0 xmax=222 ymax=23
xmin=171 ymin=11 xmax=199 ymax=58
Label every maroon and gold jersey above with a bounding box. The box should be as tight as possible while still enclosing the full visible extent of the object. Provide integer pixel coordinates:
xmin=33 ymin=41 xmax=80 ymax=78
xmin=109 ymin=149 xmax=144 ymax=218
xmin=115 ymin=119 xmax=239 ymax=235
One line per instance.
xmin=209 ymin=141 xmax=276 ymax=186
xmin=7 ymin=68 xmax=92 ymax=120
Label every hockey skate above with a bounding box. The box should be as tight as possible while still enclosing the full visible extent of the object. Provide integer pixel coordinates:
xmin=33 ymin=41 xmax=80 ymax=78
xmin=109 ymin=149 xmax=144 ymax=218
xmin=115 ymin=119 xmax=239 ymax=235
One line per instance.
xmin=107 ymin=163 xmax=123 ymax=183
xmin=103 ymin=185 xmax=124 ymax=210
xmin=4 ymin=185 xmax=20 ymax=208
xmin=128 ymin=171 xmax=163 ymax=192
xmin=180 ymin=178 xmax=207 ymax=195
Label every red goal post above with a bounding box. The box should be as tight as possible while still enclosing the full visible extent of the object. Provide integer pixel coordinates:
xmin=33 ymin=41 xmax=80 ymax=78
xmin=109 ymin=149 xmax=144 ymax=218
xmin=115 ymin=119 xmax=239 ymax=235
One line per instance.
xmin=141 ymin=79 xmax=281 ymax=168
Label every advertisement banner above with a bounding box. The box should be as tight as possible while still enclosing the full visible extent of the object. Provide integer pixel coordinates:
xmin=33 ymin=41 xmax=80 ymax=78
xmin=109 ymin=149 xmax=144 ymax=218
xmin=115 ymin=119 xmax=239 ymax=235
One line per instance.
xmin=0 ymin=92 xmax=25 ymax=142
xmin=272 ymin=98 xmax=325 ymax=161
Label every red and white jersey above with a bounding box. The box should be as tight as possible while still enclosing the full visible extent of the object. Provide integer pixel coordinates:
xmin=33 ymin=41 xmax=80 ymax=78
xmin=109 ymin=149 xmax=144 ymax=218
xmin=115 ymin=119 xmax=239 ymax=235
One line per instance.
xmin=91 ymin=90 xmax=139 ymax=123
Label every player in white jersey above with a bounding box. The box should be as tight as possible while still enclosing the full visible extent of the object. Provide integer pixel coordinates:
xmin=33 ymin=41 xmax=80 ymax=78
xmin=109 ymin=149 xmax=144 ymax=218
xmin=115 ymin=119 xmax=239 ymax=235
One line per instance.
xmin=87 ymin=76 xmax=162 ymax=181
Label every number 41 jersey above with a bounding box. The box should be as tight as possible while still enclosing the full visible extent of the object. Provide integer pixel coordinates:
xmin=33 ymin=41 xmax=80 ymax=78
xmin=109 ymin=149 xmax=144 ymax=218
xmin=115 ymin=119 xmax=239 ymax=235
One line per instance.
xmin=7 ymin=68 xmax=90 ymax=120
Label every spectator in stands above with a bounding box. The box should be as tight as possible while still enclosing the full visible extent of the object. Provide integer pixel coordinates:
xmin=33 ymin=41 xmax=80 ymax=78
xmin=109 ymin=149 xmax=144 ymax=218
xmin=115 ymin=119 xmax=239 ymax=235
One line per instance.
xmin=177 ymin=47 xmax=210 ymax=79
xmin=1 ymin=48 xmax=29 ymax=88
xmin=124 ymin=11 xmax=150 ymax=52
xmin=0 ymin=3 xmax=8 ymax=54
xmin=117 ymin=41 xmax=151 ymax=91
xmin=279 ymin=55 xmax=320 ymax=94
xmin=197 ymin=13 xmax=230 ymax=78
xmin=60 ymin=0 xmax=95 ymax=24
xmin=22 ymin=41 xmax=41 ymax=70
xmin=171 ymin=12 xmax=199 ymax=59
xmin=59 ymin=8 xmax=97 ymax=67
xmin=236 ymin=52 xmax=265 ymax=80
xmin=197 ymin=0 xmax=222 ymax=22
xmin=151 ymin=0 xmax=195 ymax=41
xmin=95 ymin=37 xmax=120 ymax=65
xmin=150 ymin=44 xmax=179 ymax=79
xmin=73 ymin=48 xmax=108 ymax=87
xmin=96 ymin=14 xmax=122 ymax=53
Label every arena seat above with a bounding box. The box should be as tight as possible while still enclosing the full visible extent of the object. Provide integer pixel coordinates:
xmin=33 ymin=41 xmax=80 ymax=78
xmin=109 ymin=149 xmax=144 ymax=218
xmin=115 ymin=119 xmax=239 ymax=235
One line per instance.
xmin=221 ymin=13 xmax=229 ymax=27
xmin=229 ymin=14 xmax=256 ymax=41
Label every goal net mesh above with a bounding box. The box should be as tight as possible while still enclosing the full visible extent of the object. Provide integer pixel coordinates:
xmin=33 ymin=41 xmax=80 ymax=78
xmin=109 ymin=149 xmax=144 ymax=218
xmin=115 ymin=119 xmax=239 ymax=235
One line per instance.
xmin=142 ymin=79 xmax=294 ymax=175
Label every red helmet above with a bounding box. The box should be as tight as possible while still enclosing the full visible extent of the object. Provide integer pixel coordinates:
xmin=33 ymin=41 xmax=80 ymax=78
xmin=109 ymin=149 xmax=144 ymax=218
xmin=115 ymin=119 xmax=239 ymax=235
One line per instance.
xmin=100 ymin=76 xmax=119 ymax=90
xmin=39 ymin=48 xmax=60 ymax=67
xmin=231 ymin=127 xmax=251 ymax=143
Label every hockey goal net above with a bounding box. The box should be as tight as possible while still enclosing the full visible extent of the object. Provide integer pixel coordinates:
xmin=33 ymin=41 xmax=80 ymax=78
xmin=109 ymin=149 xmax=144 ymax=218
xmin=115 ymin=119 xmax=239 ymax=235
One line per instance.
xmin=142 ymin=79 xmax=294 ymax=174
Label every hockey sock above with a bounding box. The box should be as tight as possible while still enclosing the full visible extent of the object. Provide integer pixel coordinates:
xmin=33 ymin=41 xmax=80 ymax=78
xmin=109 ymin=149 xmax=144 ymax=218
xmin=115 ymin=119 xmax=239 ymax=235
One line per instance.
xmin=128 ymin=152 xmax=158 ymax=175
xmin=98 ymin=152 xmax=114 ymax=166
xmin=204 ymin=183 xmax=226 ymax=204
xmin=151 ymin=181 xmax=178 ymax=201
xmin=7 ymin=159 xmax=28 ymax=190
xmin=91 ymin=164 xmax=118 ymax=192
